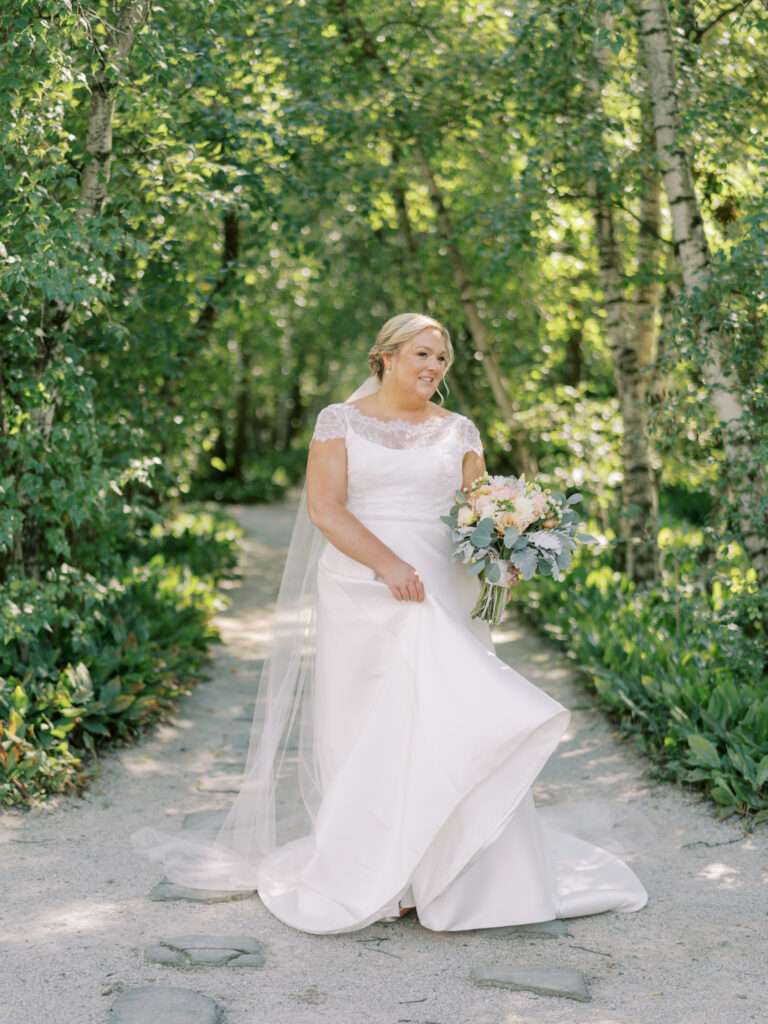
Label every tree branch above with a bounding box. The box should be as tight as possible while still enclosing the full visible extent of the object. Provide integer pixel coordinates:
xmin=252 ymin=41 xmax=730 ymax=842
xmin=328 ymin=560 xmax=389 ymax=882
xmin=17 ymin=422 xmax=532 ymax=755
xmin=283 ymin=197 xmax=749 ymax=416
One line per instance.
xmin=694 ymin=0 xmax=755 ymax=41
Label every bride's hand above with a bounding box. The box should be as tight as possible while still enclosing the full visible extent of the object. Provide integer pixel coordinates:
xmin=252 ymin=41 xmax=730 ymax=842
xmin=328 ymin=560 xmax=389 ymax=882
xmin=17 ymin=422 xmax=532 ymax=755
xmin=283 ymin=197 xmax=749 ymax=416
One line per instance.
xmin=378 ymin=558 xmax=425 ymax=602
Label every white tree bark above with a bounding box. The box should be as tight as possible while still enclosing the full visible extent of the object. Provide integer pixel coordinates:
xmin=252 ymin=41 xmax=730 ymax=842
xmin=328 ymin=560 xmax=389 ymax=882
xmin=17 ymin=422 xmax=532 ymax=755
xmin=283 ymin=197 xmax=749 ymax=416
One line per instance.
xmin=413 ymin=142 xmax=537 ymax=478
xmin=636 ymin=0 xmax=768 ymax=586
xmin=586 ymin=14 xmax=661 ymax=583
xmin=32 ymin=0 xmax=151 ymax=451
xmin=79 ymin=0 xmax=152 ymax=219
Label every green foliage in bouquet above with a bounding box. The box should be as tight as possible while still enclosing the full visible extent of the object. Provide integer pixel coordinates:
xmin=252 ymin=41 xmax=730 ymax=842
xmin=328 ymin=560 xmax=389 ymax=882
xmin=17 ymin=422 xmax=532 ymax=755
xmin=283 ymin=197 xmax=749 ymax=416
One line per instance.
xmin=510 ymin=524 xmax=768 ymax=825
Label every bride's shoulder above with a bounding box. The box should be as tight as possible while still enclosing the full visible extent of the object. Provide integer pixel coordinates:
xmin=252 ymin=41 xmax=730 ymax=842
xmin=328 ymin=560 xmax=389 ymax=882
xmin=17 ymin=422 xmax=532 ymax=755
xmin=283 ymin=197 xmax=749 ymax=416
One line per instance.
xmin=426 ymin=405 xmax=483 ymax=454
xmin=449 ymin=411 xmax=484 ymax=455
xmin=311 ymin=402 xmax=349 ymax=442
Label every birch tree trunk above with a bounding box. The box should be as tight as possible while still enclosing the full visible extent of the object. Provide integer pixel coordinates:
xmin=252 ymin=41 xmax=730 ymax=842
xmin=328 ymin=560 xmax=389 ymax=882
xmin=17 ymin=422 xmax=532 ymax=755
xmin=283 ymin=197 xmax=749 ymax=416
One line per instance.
xmin=412 ymin=142 xmax=537 ymax=477
xmin=637 ymin=0 xmax=768 ymax=587
xmin=586 ymin=16 xmax=661 ymax=583
xmin=390 ymin=142 xmax=432 ymax=314
xmin=79 ymin=1 xmax=152 ymax=219
xmin=11 ymin=1 xmax=153 ymax=574
xmin=388 ymin=143 xmax=472 ymax=411
xmin=37 ymin=0 xmax=152 ymax=433
xmin=625 ymin=105 xmax=663 ymax=583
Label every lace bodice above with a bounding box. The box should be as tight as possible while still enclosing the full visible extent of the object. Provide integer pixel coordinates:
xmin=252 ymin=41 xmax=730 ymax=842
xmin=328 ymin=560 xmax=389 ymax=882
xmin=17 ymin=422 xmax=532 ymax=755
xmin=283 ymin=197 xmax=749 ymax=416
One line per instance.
xmin=311 ymin=402 xmax=484 ymax=522
xmin=312 ymin=402 xmax=482 ymax=453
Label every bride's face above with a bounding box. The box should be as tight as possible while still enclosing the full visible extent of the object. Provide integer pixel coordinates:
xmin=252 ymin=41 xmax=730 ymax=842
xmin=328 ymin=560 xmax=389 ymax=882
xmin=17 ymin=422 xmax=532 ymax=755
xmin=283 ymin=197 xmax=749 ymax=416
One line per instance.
xmin=386 ymin=328 xmax=448 ymax=399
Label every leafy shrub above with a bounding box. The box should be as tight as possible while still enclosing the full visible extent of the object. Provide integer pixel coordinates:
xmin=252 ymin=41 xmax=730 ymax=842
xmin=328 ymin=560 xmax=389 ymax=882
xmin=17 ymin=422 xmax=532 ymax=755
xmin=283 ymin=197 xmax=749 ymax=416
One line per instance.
xmin=510 ymin=522 xmax=768 ymax=825
xmin=0 ymin=506 xmax=241 ymax=807
xmin=187 ymin=449 xmax=307 ymax=505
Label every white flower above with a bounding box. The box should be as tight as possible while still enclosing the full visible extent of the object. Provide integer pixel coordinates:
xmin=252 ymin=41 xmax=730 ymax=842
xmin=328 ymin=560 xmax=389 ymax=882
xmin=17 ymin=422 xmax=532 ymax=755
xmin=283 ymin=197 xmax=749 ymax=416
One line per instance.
xmin=531 ymin=491 xmax=548 ymax=517
xmin=509 ymin=495 xmax=537 ymax=531
xmin=474 ymin=497 xmax=496 ymax=520
xmin=458 ymin=505 xmax=477 ymax=527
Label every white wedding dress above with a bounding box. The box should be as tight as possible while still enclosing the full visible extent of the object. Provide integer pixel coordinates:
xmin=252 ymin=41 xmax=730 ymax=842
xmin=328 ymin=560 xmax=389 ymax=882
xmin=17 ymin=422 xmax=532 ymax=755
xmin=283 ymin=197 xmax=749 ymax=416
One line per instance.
xmin=131 ymin=397 xmax=648 ymax=933
xmin=251 ymin=402 xmax=648 ymax=933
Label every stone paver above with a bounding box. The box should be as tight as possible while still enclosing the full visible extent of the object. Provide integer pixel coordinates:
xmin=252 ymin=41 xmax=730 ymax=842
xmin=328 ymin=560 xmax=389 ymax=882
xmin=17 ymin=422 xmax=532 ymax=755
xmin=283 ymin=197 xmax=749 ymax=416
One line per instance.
xmin=196 ymin=774 xmax=243 ymax=793
xmin=149 ymin=878 xmax=257 ymax=904
xmin=144 ymin=934 xmax=266 ymax=968
xmin=182 ymin=809 xmax=229 ymax=832
xmin=109 ymin=984 xmax=224 ymax=1023
xmin=471 ymin=964 xmax=591 ymax=1002
xmin=480 ymin=920 xmax=572 ymax=940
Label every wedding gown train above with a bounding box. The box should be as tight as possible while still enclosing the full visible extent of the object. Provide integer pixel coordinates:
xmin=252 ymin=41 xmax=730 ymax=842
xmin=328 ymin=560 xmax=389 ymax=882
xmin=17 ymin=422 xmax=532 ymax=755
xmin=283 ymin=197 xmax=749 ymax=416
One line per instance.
xmin=132 ymin=399 xmax=648 ymax=934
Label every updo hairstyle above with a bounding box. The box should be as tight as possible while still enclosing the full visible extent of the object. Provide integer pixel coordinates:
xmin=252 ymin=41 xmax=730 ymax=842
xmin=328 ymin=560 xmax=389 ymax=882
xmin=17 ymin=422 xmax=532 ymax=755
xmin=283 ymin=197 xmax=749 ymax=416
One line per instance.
xmin=367 ymin=313 xmax=454 ymax=381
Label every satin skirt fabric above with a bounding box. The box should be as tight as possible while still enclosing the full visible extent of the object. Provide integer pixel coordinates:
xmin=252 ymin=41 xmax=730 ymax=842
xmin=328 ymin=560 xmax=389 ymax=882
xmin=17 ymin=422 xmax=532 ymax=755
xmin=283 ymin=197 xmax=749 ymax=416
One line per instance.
xmin=255 ymin=516 xmax=648 ymax=934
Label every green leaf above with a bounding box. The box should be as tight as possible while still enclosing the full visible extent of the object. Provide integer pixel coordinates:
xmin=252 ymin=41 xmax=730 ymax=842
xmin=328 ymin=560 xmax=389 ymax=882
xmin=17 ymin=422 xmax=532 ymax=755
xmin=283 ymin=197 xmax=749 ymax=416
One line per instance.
xmin=709 ymin=784 xmax=736 ymax=808
xmin=12 ymin=685 xmax=29 ymax=714
xmin=687 ymin=734 xmax=721 ymax=769
xmin=503 ymin=526 xmax=519 ymax=547
xmin=109 ymin=693 xmax=135 ymax=713
xmin=99 ymin=678 xmax=123 ymax=706
xmin=509 ymin=547 xmax=538 ymax=580
xmin=486 ymin=562 xmax=501 ymax=583
xmin=82 ymin=718 xmax=110 ymax=736
xmin=469 ymin=517 xmax=494 ymax=548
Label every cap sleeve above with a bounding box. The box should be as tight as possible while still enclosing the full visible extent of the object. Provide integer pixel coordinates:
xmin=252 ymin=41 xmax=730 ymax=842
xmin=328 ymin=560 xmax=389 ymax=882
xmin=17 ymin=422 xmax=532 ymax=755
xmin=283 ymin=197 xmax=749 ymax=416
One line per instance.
xmin=311 ymin=403 xmax=347 ymax=443
xmin=461 ymin=417 xmax=484 ymax=457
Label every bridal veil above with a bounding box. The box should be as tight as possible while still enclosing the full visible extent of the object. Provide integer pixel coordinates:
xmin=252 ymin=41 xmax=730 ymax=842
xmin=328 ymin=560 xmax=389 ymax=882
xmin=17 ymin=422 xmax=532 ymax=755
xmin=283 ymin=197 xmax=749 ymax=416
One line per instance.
xmin=130 ymin=374 xmax=383 ymax=889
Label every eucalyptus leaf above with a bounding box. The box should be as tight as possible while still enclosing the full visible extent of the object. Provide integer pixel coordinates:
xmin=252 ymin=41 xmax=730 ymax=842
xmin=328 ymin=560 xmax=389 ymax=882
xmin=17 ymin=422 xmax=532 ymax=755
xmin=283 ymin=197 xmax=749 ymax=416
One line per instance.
xmin=509 ymin=547 xmax=538 ymax=580
xmin=469 ymin=517 xmax=495 ymax=548
xmin=503 ymin=525 xmax=520 ymax=547
xmin=486 ymin=562 xmax=501 ymax=583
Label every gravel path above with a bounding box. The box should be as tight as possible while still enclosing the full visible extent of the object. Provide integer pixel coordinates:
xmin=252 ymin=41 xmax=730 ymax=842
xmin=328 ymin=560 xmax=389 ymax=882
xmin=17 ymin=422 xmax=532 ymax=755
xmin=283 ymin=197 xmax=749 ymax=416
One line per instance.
xmin=1 ymin=500 xmax=765 ymax=1023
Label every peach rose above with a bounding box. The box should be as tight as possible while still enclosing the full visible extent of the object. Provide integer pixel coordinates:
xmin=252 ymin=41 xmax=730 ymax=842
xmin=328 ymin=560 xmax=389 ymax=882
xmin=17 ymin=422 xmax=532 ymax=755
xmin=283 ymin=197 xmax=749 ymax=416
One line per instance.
xmin=495 ymin=509 xmax=519 ymax=534
xmin=531 ymin=491 xmax=548 ymax=517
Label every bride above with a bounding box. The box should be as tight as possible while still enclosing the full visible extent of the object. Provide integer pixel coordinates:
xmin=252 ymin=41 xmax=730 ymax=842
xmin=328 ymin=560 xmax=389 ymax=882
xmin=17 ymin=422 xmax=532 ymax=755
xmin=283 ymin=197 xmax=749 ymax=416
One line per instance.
xmin=131 ymin=312 xmax=648 ymax=934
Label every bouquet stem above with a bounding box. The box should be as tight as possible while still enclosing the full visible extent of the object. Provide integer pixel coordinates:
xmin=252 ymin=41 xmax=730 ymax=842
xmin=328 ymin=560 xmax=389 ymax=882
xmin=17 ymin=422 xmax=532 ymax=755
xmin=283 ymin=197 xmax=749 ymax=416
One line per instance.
xmin=471 ymin=580 xmax=510 ymax=625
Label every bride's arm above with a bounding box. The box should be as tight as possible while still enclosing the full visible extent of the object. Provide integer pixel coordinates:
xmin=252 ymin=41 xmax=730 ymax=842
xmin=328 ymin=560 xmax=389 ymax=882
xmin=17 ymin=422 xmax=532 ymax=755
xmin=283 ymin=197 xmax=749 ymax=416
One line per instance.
xmin=306 ymin=436 xmax=425 ymax=602
xmin=461 ymin=449 xmax=486 ymax=491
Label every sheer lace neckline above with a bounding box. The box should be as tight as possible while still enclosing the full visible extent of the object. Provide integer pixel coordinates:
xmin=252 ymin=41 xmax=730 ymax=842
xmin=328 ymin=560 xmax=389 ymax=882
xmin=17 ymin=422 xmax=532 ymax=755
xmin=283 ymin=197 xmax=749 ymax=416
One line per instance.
xmin=312 ymin=401 xmax=481 ymax=453
xmin=346 ymin=403 xmax=458 ymax=431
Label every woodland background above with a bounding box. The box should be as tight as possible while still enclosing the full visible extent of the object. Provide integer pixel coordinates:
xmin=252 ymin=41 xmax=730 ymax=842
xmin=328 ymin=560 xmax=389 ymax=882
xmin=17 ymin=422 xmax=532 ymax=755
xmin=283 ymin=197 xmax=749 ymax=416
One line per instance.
xmin=1 ymin=1 xmax=766 ymax=822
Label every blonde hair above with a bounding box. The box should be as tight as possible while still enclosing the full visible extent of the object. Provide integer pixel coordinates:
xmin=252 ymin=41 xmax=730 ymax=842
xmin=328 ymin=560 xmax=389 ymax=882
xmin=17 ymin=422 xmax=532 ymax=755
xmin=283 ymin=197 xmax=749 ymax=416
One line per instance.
xmin=368 ymin=312 xmax=454 ymax=382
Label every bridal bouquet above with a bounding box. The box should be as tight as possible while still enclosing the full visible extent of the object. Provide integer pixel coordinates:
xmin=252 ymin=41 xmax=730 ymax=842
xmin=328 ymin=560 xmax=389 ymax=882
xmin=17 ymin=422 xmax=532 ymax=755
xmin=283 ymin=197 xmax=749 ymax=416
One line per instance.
xmin=440 ymin=473 xmax=596 ymax=625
